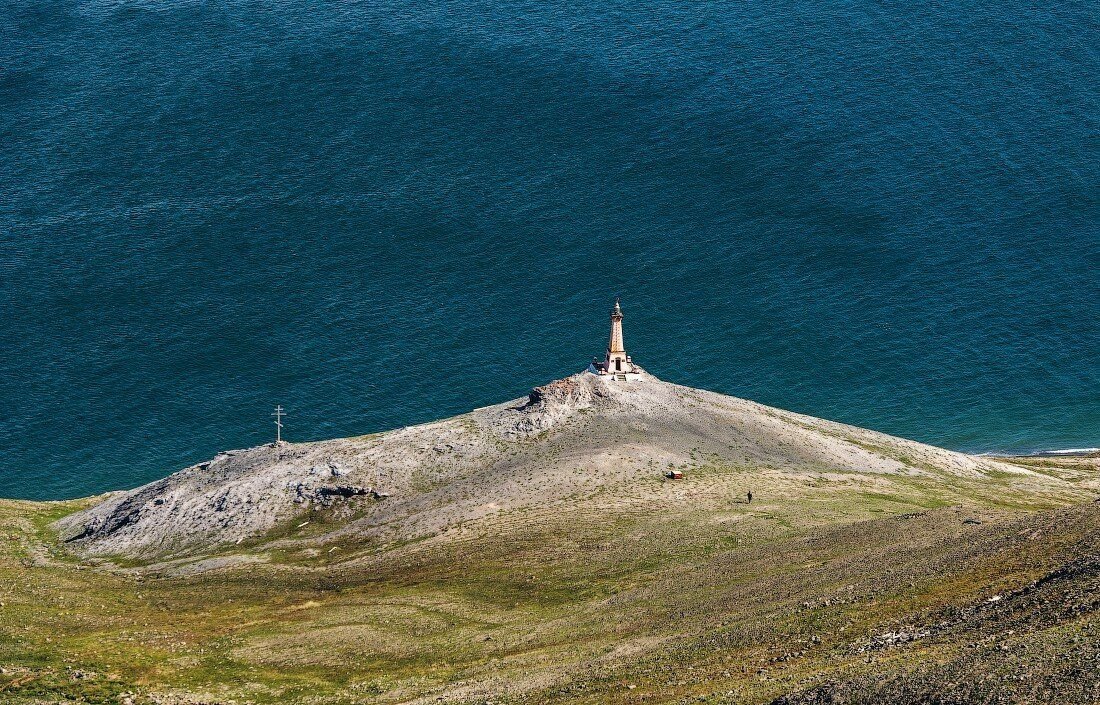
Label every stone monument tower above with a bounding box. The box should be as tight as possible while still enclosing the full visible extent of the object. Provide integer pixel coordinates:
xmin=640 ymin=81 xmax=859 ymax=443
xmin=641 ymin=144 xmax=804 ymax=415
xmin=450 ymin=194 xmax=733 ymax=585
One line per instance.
xmin=589 ymin=297 xmax=641 ymax=379
xmin=605 ymin=297 xmax=628 ymax=373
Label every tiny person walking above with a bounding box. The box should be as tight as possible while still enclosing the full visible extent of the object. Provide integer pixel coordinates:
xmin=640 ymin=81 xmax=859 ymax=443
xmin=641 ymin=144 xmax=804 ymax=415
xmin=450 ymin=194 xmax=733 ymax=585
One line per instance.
xmin=747 ymin=491 xmax=753 ymax=504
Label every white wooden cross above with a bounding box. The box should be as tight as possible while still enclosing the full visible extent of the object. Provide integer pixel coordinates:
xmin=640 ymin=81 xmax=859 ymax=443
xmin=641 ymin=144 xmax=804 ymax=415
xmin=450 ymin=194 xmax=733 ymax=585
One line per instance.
xmin=272 ymin=405 xmax=286 ymax=444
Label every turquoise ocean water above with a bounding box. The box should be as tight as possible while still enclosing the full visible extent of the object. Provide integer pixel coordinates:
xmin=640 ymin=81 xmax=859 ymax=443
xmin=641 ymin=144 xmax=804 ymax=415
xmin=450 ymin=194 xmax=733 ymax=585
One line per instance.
xmin=2 ymin=1 xmax=1098 ymax=500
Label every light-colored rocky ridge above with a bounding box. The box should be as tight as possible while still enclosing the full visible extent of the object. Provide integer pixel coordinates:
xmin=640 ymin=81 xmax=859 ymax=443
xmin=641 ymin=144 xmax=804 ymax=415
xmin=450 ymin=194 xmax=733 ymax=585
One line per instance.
xmin=57 ymin=372 xmax=1047 ymax=562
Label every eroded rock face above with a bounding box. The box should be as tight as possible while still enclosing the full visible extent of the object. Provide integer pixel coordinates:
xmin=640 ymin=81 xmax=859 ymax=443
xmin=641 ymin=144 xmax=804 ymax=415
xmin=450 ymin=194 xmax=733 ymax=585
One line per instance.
xmin=290 ymin=483 xmax=386 ymax=505
xmin=491 ymin=374 xmax=612 ymax=439
xmin=527 ymin=376 xmax=605 ymax=409
xmin=53 ymin=437 xmax=421 ymax=559
xmin=56 ymin=444 xmax=303 ymax=555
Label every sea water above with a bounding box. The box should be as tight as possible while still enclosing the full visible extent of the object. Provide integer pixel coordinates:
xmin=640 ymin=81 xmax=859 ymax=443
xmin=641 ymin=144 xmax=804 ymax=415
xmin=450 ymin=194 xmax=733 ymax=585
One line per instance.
xmin=1 ymin=0 xmax=1097 ymax=499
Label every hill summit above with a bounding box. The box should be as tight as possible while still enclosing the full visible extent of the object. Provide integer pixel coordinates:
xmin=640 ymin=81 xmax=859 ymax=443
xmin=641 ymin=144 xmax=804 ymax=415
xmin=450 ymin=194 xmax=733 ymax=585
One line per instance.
xmin=58 ymin=371 xmax=1051 ymax=563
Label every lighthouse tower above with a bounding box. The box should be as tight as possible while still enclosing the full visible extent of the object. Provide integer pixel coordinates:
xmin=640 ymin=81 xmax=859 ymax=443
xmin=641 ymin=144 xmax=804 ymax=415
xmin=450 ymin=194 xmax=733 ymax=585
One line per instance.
xmin=588 ymin=297 xmax=641 ymax=380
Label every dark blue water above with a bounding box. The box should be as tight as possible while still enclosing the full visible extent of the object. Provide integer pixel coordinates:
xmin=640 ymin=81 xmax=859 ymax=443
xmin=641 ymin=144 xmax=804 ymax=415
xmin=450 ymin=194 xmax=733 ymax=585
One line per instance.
xmin=2 ymin=1 xmax=1098 ymax=500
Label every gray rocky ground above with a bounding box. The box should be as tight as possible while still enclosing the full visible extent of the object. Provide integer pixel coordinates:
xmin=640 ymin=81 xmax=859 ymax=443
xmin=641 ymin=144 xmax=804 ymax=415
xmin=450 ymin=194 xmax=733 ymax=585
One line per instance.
xmin=57 ymin=372 xmax=1051 ymax=565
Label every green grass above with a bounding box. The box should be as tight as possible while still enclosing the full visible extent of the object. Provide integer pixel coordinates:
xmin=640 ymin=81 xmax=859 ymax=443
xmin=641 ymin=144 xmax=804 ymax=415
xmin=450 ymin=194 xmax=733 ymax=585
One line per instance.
xmin=0 ymin=454 xmax=1096 ymax=704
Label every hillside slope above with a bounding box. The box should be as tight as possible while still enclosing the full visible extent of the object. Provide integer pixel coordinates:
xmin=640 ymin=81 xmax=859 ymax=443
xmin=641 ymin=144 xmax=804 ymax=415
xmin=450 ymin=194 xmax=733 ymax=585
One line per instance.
xmin=57 ymin=372 xmax=1065 ymax=564
xmin=0 ymin=373 xmax=1095 ymax=704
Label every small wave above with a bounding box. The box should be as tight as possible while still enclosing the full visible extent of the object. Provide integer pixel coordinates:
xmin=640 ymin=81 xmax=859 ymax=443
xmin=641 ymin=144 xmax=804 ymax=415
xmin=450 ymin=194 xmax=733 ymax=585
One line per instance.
xmin=980 ymin=447 xmax=1099 ymax=458
xmin=1020 ymin=444 xmax=1100 ymax=457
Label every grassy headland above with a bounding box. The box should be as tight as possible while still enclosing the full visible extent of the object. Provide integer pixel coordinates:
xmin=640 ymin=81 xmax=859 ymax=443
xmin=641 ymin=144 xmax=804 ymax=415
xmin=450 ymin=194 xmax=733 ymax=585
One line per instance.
xmin=2 ymin=376 xmax=1097 ymax=704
